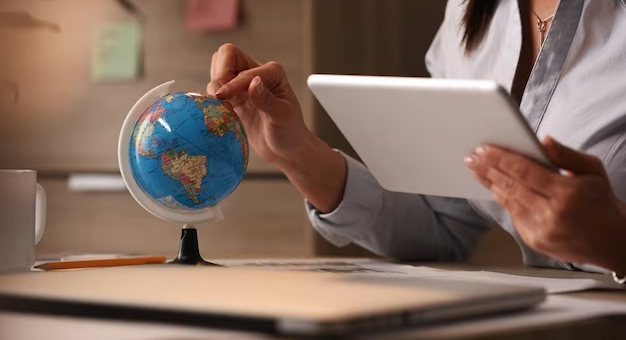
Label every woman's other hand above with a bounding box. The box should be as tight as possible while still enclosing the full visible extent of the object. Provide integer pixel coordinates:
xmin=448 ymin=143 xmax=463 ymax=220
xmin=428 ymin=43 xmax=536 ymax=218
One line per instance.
xmin=465 ymin=137 xmax=626 ymax=273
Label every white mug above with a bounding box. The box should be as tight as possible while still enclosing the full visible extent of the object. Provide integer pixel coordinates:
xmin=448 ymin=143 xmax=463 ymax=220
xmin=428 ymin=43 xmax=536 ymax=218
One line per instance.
xmin=0 ymin=170 xmax=46 ymax=274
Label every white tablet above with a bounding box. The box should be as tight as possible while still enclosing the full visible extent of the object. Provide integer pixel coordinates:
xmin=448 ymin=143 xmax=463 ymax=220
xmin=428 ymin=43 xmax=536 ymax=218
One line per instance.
xmin=307 ymin=74 xmax=554 ymax=200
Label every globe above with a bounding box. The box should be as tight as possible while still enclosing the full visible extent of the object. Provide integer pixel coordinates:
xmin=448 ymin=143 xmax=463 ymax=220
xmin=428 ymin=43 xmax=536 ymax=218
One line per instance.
xmin=118 ymin=81 xmax=248 ymax=265
xmin=118 ymin=81 xmax=249 ymax=225
xmin=129 ymin=91 xmax=248 ymax=211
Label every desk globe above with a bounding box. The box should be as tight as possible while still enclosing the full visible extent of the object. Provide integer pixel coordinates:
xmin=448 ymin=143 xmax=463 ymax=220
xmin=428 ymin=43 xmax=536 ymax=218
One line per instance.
xmin=118 ymin=81 xmax=249 ymax=265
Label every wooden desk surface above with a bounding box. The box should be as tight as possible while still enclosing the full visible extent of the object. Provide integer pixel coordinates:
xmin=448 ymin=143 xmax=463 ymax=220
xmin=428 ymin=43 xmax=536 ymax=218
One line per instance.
xmin=1 ymin=262 xmax=625 ymax=340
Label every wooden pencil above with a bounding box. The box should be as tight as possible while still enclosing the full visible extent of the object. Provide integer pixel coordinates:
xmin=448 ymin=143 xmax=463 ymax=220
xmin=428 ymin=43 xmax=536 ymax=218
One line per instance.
xmin=34 ymin=256 xmax=167 ymax=271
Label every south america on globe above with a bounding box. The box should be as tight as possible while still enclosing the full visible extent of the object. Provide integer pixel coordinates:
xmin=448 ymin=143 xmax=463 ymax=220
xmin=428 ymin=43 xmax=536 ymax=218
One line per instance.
xmin=129 ymin=92 xmax=249 ymax=211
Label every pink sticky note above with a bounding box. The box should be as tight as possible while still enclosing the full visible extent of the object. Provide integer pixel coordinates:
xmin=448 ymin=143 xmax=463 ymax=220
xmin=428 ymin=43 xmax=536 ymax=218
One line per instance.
xmin=185 ymin=0 xmax=239 ymax=32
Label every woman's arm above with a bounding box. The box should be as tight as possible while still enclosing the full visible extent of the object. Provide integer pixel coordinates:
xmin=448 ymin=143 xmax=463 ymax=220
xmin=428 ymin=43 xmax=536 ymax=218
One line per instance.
xmin=207 ymin=43 xmax=347 ymax=213
xmin=308 ymin=153 xmax=492 ymax=261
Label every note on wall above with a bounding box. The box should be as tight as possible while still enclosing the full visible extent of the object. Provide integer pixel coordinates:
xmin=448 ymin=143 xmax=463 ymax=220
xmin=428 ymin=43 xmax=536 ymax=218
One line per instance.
xmin=91 ymin=21 xmax=142 ymax=81
xmin=185 ymin=0 xmax=239 ymax=32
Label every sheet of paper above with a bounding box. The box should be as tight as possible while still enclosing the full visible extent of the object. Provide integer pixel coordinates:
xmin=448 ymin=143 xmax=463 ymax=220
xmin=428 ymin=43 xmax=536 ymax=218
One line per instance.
xmin=218 ymin=258 xmax=405 ymax=274
xmin=359 ymin=265 xmax=620 ymax=294
xmin=217 ymin=259 xmax=622 ymax=293
xmin=185 ymin=0 xmax=239 ymax=32
xmin=91 ymin=21 xmax=142 ymax=81
xmin=426 ymin=269 xmax=616 ymax=294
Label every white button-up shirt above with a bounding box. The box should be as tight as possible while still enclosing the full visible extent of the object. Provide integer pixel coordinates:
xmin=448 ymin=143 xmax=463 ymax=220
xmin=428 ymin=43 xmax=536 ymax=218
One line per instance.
xmin=306 ymin=0 xmax=626 ymax=273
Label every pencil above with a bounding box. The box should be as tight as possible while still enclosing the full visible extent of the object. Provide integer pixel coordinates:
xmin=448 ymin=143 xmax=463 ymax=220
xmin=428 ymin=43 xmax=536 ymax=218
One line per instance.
xmin=34 ymin=256 xmax=167 ymax=271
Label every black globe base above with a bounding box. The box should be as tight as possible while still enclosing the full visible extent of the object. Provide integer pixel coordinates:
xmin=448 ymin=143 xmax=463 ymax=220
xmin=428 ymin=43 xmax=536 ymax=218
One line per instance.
xmin=166 ymin=225 xmax=219 ymax=266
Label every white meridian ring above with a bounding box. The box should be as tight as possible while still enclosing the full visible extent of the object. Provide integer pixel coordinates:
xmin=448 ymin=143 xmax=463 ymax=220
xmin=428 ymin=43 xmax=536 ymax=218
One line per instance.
xmin=118 ymin=80 xmax=224 ymax=225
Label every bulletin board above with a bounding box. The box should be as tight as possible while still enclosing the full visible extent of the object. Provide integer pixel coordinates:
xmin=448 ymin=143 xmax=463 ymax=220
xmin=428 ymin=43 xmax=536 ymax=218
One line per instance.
xmin=0 ymin=0 xmax=313 ymax=174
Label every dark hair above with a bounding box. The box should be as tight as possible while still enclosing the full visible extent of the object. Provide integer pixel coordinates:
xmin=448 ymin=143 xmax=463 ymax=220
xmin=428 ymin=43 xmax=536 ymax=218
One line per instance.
xmin=461 ymin=0 xmax=499 ymax=53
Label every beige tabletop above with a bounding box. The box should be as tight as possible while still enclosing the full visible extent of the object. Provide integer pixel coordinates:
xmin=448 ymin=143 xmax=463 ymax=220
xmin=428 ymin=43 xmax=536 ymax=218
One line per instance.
xmin=1 ymin=261 xmax=625 ymax=340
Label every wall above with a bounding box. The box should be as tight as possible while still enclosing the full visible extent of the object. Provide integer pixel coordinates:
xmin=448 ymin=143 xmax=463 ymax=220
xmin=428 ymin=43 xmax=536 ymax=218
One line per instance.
xmin=0 ymin=0 xmax=314 ymax=172
xmin=36 ymin=178 xmax=311 ymax=259
xmin=0 ymin=0 xmax=316 ymax=258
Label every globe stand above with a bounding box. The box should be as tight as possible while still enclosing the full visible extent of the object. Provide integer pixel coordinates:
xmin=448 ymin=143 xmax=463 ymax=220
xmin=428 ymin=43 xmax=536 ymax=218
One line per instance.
xmin=167 ymin=224 xmax=219 ymax=266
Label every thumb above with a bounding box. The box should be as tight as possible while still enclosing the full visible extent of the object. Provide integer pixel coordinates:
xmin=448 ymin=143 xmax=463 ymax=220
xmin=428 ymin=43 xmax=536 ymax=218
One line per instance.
xmin=542 ymin=136 xmax=606 ymax=175
xmin=248 ymin=76 xmax=291 ymax=125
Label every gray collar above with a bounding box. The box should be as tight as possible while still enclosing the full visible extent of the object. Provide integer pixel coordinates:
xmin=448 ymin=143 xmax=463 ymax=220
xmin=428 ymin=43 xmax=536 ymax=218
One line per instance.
xmin=519 ymin=0 xmax=585 ymax=133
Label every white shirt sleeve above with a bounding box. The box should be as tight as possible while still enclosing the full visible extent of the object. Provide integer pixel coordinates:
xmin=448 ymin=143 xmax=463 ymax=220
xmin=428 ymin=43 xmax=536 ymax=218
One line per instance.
xmin=305 ymin=152 xmax=492 ymax=261
xmin=424 ymin=0 xmax=463 ymax=79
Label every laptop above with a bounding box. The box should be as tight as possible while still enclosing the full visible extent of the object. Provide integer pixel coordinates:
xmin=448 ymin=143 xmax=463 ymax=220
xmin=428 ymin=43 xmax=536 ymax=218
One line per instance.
xmin=0 ymin=265 xmax=545 ymax=337
xmin=307 ymin=74 xmax=555 ymax=200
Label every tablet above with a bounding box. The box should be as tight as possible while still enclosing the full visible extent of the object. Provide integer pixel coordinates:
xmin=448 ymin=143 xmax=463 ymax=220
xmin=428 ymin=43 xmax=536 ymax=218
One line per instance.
xmin=307 ymin=74 xmax=554 ymax=200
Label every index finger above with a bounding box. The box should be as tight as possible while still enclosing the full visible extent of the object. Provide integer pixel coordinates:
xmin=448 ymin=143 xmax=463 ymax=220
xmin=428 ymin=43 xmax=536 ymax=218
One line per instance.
xmin=211 ymin=44 xmax=260 ymax=83
xmin=215 ymin=62 xmax=285 ymax=100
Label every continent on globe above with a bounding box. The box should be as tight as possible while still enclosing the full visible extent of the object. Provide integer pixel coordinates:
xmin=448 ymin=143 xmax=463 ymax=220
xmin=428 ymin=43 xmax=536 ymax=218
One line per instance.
xmin=161 ymin=149 xmax=208 ymax=205
xmin=133 ymin=103 xmax=166 ymax=157
xmin=198 ymin=96 xmax=249 ymax=169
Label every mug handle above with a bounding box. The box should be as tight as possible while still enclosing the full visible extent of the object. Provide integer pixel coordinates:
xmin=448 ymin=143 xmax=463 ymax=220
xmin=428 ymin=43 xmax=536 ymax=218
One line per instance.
xmin=35 ymin=183 xmax=47 ymax=245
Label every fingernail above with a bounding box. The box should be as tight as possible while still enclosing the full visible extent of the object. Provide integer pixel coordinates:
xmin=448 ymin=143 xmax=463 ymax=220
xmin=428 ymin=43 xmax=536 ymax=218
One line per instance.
xmin=491 ymin=186 xmax=504 ymax=202
xmin=255 ymin=77 xmax=264 ymax=94
xmin=464 ymin=156 xmax=476 ymax=168
xmin=475 ymin=146 xmax=486 ymax=155
xmin=216 ymin=86 xmax=226 ymax=97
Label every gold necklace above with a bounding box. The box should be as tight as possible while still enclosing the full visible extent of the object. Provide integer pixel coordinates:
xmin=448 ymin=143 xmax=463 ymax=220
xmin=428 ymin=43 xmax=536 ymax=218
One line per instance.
xmin=531 ymin=9 xmax=555 ymax=47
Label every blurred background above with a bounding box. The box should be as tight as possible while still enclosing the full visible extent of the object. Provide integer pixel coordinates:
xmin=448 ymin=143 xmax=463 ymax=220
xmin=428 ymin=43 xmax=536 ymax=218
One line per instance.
xmin=0 ymin=0 xmax=519 ymax=264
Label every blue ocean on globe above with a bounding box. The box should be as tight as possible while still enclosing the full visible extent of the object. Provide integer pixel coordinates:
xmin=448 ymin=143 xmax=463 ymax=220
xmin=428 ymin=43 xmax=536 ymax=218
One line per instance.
xmin=129 ymin=92 xmax=249 ymax=210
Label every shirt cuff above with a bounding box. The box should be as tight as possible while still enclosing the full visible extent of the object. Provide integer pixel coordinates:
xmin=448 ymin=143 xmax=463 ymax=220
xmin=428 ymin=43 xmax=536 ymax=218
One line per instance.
xmin=572 ymin=263 xmax=612 ymax=274
xmin=305 ymin=150 xmax=383 ymax=247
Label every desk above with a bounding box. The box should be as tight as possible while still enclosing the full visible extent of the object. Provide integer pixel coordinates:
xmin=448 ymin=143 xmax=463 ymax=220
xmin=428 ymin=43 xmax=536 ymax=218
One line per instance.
xmin=1 ymin=263 xmax=626 ymax=340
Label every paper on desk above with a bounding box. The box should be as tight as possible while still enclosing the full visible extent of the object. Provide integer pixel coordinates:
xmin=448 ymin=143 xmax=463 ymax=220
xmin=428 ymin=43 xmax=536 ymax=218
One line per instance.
xmin=218 ymin=258 xmax=403 ymax=274
xmin=218 ymin=259 xmax=621 ymax=294
xmin=363 ymin=265 xmax=621 ymax=294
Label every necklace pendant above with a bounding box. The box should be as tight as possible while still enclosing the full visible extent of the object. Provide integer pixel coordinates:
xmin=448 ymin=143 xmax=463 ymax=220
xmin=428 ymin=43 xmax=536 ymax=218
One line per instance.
xmin=536 ymin=19 xmax=547 ymax=33
xmin=532 ymin=9 xmax=555 ymax=49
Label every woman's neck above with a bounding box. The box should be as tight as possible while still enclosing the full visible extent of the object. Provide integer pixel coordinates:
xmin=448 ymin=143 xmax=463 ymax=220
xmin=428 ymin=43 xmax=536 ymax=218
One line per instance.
xmin=510 ymin=0 xmax=560 ymax=105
